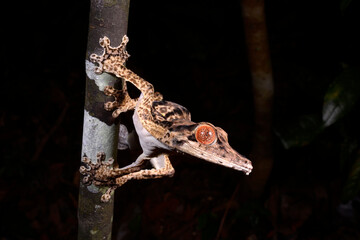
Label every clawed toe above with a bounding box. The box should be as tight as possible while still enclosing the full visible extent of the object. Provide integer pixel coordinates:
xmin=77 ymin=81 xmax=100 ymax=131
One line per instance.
xmin=79 ymin=152 xmax=113 ymax=186
xmin=100 ymin=187 xmax=116 ymax=202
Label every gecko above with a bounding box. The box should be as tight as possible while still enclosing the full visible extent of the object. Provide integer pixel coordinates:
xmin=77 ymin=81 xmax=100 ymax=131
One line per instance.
xmin=80 ymin=35 xmax=253 ymax=202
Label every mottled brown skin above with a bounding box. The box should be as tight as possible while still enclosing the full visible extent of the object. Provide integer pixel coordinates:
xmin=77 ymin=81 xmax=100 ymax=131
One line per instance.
xmin=80 ymin=36 xmax=252 ymax=202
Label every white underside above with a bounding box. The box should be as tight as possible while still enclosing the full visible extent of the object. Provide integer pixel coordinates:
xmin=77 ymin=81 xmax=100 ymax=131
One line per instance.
xmin=132 ymin=105 xmax=172 ymax=158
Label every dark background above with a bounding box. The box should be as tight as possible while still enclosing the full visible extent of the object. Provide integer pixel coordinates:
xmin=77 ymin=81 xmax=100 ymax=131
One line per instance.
xmin=1 ymin=0 xmax=360 ymax=239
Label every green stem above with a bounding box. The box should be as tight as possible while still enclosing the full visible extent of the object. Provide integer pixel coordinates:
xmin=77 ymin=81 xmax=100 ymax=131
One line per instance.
xmin=78 ymin=0 xmax=131 ymax=239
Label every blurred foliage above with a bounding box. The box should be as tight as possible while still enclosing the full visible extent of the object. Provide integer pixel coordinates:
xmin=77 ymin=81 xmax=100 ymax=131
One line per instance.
xmin=322 ymin=67 xmax=360 ymax=127
xmin=342 ymin=154 xmax=360 ymax=202
xmin=275 ymin=66 xmax=360 ymax=202
xmin=340 ymin=0 xmax=353 ymax=14
xmin=274 ymin=114 xmax=324 ymax=149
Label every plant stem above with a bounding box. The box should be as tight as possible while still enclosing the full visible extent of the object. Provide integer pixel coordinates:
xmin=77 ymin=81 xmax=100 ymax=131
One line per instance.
xmin=78 ymin=0 xmax=130 ymax=239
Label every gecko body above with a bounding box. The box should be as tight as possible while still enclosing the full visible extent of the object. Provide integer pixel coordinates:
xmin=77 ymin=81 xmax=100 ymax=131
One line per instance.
xmin=80 ymin=36 xmax=252 ymax=202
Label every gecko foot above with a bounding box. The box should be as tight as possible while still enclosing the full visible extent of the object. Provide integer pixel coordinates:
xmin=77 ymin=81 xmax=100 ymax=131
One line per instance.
xmin=80 ymin=152 xmax=146 ymax=202
xmin=103 ymin=86 xmax=137 ymax=118
xmin=89 ymin=35 xmax=130 ymax=74
xmin=80 ymin=152 xmax=120 ymax=202
xmin=79 ymin=152 xmax=115 ymax=185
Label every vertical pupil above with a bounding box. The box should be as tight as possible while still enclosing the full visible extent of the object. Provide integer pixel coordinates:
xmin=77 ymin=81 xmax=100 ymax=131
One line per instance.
xmin=201 ymin=129 xmax=211 ymax=140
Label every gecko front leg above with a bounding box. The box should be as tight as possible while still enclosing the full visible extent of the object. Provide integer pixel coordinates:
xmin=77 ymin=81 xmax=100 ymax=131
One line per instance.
xmin=89 ymin=35 xmax=138 ymax=117
xmin=90 ymin=35 xmax=163 ymax=104
xmin=103 ymin=85 xmax=137 ymax=118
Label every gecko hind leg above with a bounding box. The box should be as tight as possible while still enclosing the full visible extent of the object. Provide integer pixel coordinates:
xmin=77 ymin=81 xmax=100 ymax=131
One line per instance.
xmin=101 ymin=154 xmax=175 ymax=202
xmin=116 ymin=154 xmax=175 ymax=185
xmin=80 ymin=152 xmax=175 ymax=202
xmin=80 ymin=152 xmax=147 ymax=186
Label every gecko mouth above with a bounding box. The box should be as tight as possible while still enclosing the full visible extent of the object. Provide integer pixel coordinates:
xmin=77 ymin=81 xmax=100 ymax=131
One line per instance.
xmin=178 ymin=142 xmax=253 ymax=175
xmin=212 ymin=154 xmax=253 ymax=175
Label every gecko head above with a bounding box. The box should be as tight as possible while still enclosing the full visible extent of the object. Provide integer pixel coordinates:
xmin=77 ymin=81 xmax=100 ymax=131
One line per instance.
xmin=170 ymin=122 xmax=253 ymax=175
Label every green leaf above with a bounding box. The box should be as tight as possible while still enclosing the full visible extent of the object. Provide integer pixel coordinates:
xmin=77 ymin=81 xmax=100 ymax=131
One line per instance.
xmin=322 ymin=67 xmax=360 ymax=127
xmin=340 ymin=0 xmax=353 ymax=15
xmin=275 ymin=114 xmax=324 ymax=149
xmin=342 ymin=152 xmax=360 ymax=202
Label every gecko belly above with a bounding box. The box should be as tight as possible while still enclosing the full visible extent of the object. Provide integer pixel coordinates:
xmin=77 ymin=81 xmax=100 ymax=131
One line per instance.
xmin=132 ymin=108 xmax=173 ymax=157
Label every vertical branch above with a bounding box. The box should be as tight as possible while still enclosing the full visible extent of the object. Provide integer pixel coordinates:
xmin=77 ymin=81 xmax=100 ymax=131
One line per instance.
xmin=78 ymin=0 xmax=130 ymax=239
xmin=241 ymin=0 xmax=274 ymax=197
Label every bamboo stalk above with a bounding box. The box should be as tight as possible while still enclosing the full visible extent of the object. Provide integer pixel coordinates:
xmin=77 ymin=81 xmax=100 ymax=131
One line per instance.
xmin=78 ymin=1 xmax=130 ymax=239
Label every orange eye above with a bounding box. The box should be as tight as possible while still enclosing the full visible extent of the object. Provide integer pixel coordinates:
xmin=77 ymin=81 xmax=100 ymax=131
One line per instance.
xmin=195 ymin=125 xmax=217 ymax=145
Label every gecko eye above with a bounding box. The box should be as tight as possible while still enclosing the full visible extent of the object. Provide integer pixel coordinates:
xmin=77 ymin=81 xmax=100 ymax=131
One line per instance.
xmin=195 ymin=125 xmax=217 ymax=145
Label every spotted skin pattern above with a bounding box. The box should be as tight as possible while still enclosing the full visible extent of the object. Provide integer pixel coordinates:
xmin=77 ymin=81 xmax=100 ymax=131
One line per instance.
xmin=81 ymin=36 xmax=253 ymax=202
